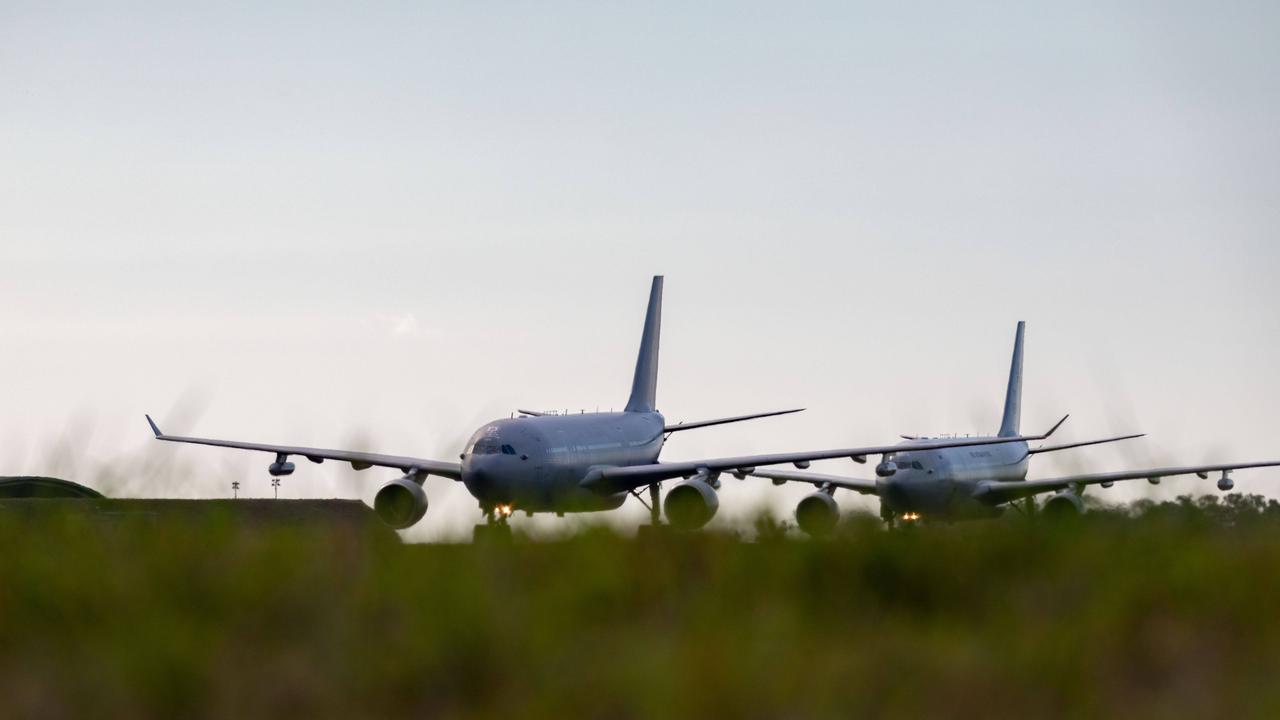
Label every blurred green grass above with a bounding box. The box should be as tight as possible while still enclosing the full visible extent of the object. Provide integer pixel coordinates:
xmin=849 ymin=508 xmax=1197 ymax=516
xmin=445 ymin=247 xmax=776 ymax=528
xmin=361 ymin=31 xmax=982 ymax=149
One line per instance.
xmin=4 ymin=497 xmax=1280 ymax=719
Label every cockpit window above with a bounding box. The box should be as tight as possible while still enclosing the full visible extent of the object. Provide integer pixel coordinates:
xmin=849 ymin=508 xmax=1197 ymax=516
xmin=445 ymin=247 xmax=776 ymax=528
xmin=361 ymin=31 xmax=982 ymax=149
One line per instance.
xmin=470 ymin=440 xmax=518 ymax=456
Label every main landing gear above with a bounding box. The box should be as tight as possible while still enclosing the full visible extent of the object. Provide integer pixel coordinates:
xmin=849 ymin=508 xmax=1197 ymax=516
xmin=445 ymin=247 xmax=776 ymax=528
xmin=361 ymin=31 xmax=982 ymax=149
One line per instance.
xmin=634 ymin=483 xmax=668 ymax=541
xmin=881 ymin=506 xmax=897 ymax=531
xmin=473 ymin=503 xmax=515 ymax=543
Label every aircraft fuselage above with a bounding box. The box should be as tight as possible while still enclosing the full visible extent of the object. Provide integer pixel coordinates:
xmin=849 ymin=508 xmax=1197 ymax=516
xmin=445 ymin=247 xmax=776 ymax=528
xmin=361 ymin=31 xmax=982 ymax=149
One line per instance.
xmin=461 ymin=411 xmax=666 ymax=513
xmin=876 ymin=437 xmax=1030 ymax=520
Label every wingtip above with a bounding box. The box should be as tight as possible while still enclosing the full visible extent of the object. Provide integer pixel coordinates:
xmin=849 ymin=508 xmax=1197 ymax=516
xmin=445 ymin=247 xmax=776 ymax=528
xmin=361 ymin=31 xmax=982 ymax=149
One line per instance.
xmin=145 ymin=414 xmax=162 ymax=438
xmin=1045 ymin=414 xmax=1070 ymax=438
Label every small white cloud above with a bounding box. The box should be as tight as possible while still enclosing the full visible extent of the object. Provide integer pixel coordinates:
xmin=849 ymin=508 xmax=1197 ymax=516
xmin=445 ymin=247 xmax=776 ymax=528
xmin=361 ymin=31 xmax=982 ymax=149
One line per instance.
xmin=377 ymin=313 xmax=428 ymax=338
xmin=392 ymin=313 xmax=420 ymax=337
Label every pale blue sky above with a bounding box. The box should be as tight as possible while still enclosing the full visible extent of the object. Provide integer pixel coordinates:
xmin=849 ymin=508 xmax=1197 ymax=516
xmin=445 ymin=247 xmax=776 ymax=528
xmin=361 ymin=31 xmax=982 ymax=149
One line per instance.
xmin=2 ymin=1 xmax=1277 ymax=538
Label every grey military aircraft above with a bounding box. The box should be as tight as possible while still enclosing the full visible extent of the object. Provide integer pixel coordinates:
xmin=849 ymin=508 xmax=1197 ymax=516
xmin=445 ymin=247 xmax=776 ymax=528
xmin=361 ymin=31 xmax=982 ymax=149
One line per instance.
xmin=145 ymin=277 xmax=1063 ymax=537
xmin=752 ymin=322 xmax=1280 ymax=535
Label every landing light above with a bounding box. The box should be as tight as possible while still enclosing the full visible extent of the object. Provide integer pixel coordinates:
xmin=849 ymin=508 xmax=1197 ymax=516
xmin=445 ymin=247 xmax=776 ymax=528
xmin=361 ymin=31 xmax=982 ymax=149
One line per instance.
xmin=901 ymin=512 xmax=922 ymax=522
xmin=497 ymin=504 xmax=514 ymax=517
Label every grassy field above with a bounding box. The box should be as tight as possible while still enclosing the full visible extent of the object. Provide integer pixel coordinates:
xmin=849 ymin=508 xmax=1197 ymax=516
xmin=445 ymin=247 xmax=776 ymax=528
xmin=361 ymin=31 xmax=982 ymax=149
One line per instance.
xmin=4 ymin=497 xmax=1280 ymax=719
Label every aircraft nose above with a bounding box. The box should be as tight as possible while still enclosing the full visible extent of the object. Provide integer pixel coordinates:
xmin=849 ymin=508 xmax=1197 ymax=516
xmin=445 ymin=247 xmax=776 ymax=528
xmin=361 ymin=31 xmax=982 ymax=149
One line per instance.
xmin=879 ymin=478 xmax=907 ymax=505
xmin=464 ymin=453 xmax=515 ymax=496
xmin=463 ymin=458 xmax=496 ymax=498
xmin=466 ymin=454 xmax=496 ymax=479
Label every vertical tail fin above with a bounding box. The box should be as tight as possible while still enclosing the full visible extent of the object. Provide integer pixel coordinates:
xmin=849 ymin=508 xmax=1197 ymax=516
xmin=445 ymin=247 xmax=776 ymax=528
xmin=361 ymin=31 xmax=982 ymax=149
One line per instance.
xmin=999 ymin=321 xmax=1026 ymax=437
xmin=625 ymin=276 xmax=663 ymax=413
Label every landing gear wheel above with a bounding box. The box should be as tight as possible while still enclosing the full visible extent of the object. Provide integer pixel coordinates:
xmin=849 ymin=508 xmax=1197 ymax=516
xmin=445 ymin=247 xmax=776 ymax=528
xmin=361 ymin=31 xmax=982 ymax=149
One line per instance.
xmin=636 ymin=523 xmax=669 ymax=542
xmin=474 ymin=505 xmax=513 ymax=543
xmin=881 ymin=507 xmax=897 ymax=531
xmin=473 ymin=523 xmax=513 ymax=543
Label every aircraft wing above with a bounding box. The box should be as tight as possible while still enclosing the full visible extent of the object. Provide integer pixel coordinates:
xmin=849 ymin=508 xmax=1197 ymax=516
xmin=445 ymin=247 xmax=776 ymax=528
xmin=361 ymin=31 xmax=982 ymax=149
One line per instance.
xmin=581 ymin=416 xmax=1068 ymax=495
xmin=972 ymin=460 xmax=1280 ymax=505
xmin=145 ymin=416 xmax=463 ymax=479
xmin=748 ymin=469 xmax=879 ymax=495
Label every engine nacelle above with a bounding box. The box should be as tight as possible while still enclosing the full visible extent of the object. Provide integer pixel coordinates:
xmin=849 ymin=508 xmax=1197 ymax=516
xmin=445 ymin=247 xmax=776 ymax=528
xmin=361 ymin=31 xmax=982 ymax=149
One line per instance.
xmin=373 ymin=477 xmax=429 ymax=529
xmin=795 ymin=492 xmax=839 ymax=537
xmin=1218 ymin=476 xmax=1235 ymax=492
xmin=268 ymin=461 xmax=296 ymax=477
xmin=1042 ymin=492 xmax=1084 ymax=518
xmin=875 ymin=462 xmax=898 ymax=478
xmin=663 ymin=479 xmax=719 ymax=530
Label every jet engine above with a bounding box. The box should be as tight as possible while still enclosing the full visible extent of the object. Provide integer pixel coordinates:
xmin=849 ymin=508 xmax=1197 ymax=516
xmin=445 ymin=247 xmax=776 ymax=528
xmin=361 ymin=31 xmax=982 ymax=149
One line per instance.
xmin=1042 ymin=491 xmax=1084 ymax=518
xmin=663 ymin=478 xmax=719 ymax=530
xmin=795 ymin=492 xmax=839 ymax=537
xmin=374 ymin=476 xmax=429 ymax=529
xmin=875 ymin=461 xmax=898 ymax=478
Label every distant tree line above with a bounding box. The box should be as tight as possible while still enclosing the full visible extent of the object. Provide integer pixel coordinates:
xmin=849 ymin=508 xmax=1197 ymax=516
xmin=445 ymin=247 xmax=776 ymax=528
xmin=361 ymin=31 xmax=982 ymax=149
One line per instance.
xmin=751 ymin=494 xmax=1280 ymax=538
xmin=1092 ymin=493 xmax=1280 ymax=526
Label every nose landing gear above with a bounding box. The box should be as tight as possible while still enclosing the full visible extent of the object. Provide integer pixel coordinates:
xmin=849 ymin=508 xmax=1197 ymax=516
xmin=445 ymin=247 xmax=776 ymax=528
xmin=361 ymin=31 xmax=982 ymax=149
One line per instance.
xmin=881 ymin=505 xmax=897 ymax=530
xmin=473 ymin=503 xmax=515 ymax=543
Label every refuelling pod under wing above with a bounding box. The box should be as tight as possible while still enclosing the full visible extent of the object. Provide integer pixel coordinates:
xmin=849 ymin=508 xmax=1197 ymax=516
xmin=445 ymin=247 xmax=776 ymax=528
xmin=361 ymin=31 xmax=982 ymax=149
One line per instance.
xmin=663 ymin=478 xmax=719 ymax=530
xmin=269 ymin=459 xmax=296 ymax=477
xmin=795 ymin=492 xmax=839 ymax=537
xmin=374 ymin=476 xmax=429 ymax=529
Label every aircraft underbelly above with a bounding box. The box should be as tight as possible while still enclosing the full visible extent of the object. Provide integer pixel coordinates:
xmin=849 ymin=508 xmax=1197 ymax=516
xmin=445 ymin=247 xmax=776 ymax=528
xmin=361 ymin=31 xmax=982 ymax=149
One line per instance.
xmin=526 ymin=445 xmax=658 ymax=514
xmin=883 ymin=479 xmax=950 ymax=514
xmin=882 ymin=477 xmax=1007 ymax=519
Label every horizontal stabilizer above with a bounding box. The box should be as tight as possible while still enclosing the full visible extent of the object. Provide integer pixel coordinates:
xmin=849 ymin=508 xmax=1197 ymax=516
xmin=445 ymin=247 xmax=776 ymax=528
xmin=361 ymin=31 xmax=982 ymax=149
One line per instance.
xmin=664 ymin=408 xmax=804 ymax=433
xmin=1028 ymin=433 xmax=1145 ymax=456
xmin=903 ymin=414 xmax=1069 ymax=443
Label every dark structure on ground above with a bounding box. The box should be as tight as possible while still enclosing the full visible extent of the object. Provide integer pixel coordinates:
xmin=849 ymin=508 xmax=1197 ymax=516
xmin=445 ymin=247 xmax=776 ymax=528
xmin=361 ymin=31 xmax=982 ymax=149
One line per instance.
xmin=0 ymin=496 xmax=397 ymax=541
xmin=0 ymin=476 xmax=104 ymax=498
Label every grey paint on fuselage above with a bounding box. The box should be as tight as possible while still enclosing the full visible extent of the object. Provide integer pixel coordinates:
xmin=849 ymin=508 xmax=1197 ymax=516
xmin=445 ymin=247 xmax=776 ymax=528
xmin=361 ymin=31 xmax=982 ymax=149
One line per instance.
xmin=873 ymin=322 xmax=1032 ymax=519
xmin=877 ymin=438 xmax=1029 ymax=518
xmin=463 ymin=411 xmax=666 ymax=512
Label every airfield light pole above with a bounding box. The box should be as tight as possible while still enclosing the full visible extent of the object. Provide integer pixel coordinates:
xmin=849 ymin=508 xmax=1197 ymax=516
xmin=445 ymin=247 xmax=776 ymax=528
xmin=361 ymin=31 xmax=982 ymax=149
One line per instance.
xmin=271 ymin=477 xmax=281 ymax=499
xmin=232 ymin=481 xmax=240 ymax=499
